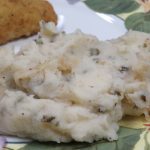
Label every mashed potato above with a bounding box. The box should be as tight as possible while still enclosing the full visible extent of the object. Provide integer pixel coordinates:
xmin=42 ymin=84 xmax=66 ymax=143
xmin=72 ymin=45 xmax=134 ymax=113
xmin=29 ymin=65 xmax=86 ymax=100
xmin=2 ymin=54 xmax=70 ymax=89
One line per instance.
xmin=0 ymin=24 xmax=149 ymax=142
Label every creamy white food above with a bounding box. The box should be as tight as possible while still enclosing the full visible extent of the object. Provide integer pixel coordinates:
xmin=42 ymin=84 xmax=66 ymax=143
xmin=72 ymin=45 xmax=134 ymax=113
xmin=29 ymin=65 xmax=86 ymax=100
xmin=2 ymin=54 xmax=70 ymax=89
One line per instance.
xmin=0 ymin=25 xmax=150 ymax=142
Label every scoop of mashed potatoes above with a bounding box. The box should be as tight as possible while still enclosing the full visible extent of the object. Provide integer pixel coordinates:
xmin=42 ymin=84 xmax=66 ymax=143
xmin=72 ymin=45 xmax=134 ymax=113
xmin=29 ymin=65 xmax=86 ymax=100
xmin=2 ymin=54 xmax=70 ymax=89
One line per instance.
xmin=0 ymin=24 xmax=150 ymax=142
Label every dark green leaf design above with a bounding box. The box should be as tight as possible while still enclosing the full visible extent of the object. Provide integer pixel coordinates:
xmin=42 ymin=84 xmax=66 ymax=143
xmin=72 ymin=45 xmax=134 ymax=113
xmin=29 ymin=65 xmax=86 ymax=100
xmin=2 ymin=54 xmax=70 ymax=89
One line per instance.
xmin=125 ymin=12 xmax=150 ymax=33
xmin=19 ymin=127 xmax=143 ymax=150
xmin=84 ymin=0 xmax=140 ymax=15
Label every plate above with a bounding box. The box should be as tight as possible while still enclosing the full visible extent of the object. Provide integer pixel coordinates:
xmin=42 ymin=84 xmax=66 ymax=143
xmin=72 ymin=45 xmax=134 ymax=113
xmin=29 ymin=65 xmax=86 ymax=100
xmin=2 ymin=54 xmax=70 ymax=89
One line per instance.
xmin=0 ymin=0 xmax=132 ymax=149
xmin=49 ymin=0 xmax=127 ymax=40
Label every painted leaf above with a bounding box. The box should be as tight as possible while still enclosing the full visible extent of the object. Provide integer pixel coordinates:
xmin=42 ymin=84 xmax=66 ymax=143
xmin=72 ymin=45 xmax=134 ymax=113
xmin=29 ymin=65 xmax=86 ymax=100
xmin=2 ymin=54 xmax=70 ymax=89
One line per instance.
xmin=19 ymin=127 xmax=143 ymax=150
xmin=125 ymin=12 xmax=150 ymax=33
xmin=84 ymin=0 xmax=140 ymax=15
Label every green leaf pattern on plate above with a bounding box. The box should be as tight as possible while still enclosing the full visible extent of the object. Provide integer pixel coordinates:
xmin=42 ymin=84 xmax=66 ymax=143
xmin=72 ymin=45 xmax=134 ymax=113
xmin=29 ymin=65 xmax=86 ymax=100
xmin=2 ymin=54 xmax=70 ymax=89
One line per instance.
xmin=84 ymin=0 xmax=150 ymax=33
xmin=19 ymin=127 xmax=143 ymax=150
xmin=125 ymin=12 xmax=150 ymax=33
xmin=85 ymin=0 xmax=140 ymax=15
